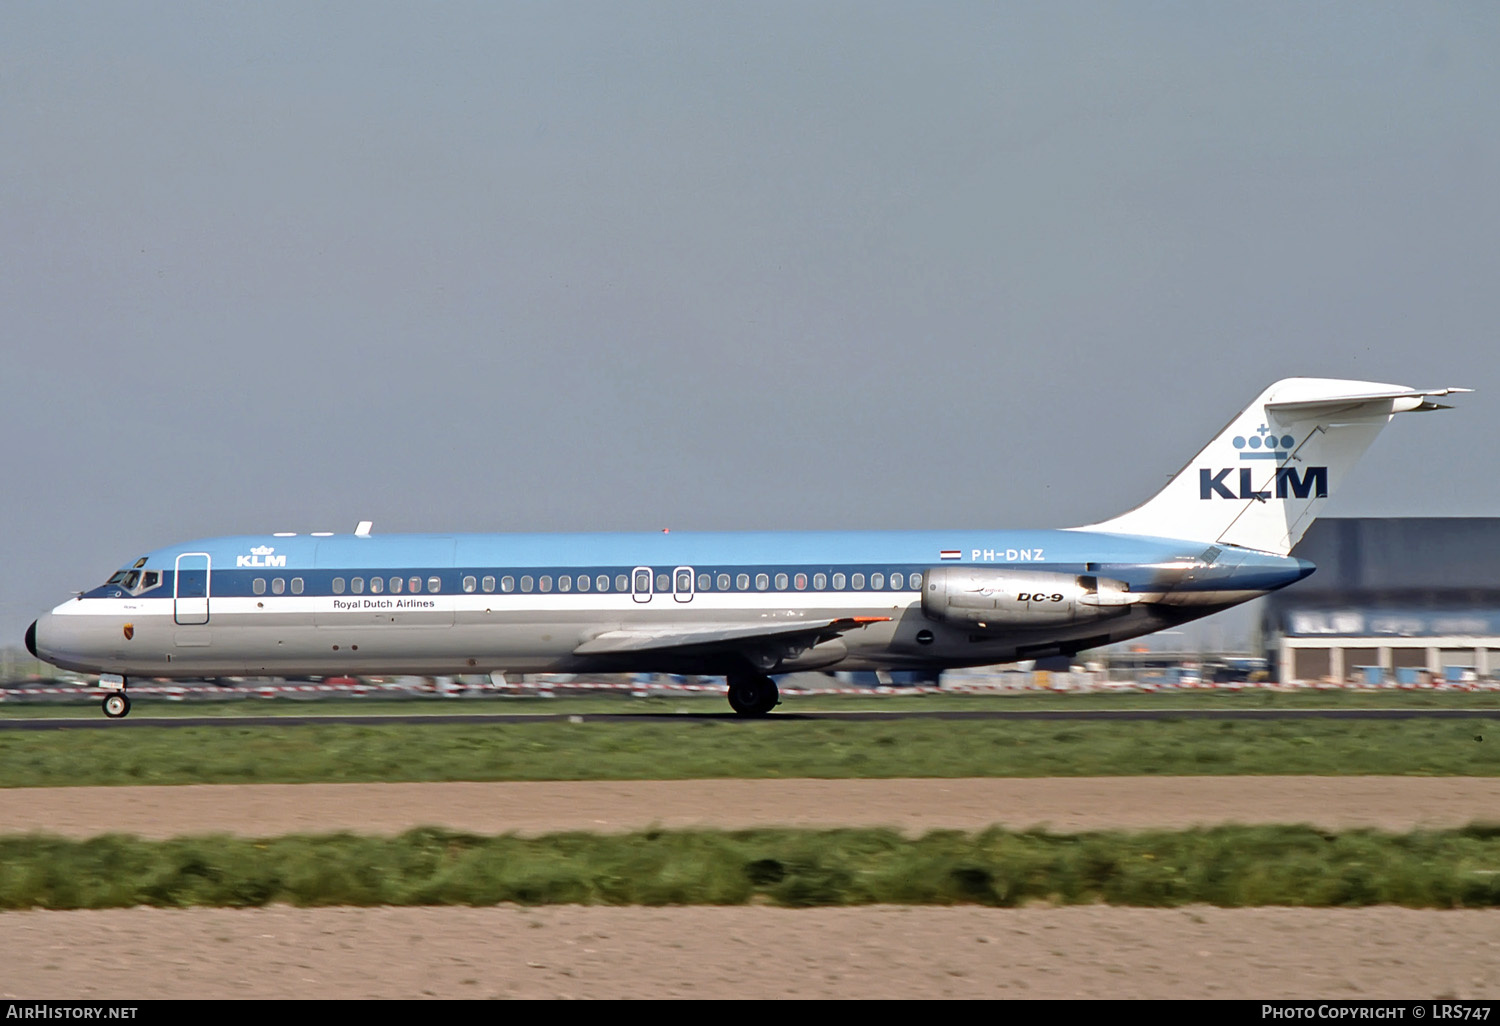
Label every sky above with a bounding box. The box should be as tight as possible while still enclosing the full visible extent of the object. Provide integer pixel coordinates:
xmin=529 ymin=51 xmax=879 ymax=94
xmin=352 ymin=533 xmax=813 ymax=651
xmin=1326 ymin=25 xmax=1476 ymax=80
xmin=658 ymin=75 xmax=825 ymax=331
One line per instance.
xmin=2 ymin=2 xmax=1497 ymax=651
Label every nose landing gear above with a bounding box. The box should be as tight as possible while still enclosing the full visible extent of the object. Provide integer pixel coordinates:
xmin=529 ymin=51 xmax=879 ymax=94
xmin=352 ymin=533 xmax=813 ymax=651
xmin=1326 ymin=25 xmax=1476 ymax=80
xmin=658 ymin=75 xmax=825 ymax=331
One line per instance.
xmin=98 ymin=674 xmax=131 ymax=718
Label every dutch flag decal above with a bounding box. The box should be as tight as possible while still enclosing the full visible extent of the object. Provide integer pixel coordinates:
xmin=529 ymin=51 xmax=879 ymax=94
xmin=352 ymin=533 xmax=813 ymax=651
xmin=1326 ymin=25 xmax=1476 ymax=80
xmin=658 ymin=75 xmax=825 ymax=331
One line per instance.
xmin=939 ymin=550 xmax=961 ymax=561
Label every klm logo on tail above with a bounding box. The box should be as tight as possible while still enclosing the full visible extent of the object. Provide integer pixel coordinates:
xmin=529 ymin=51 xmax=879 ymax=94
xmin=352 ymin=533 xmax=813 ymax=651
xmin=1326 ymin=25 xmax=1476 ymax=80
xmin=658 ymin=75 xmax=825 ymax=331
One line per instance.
xmin=1200 ymin=426 xmax=1327 ymax=500
xmin=1199 ymin=466 xmax=1328 ymax=500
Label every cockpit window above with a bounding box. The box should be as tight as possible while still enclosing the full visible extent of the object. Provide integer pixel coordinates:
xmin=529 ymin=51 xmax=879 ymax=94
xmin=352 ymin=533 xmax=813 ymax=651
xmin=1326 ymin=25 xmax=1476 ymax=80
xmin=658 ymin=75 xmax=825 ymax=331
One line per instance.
xmin=106 ymin=567 xmax=162 ymax=594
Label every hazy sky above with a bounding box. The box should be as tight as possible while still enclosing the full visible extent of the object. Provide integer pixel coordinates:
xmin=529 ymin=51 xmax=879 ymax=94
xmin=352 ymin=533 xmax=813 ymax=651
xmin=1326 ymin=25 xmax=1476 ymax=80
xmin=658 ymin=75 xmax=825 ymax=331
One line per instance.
xmin=3 ymin=2 xmax=1497 ymax=648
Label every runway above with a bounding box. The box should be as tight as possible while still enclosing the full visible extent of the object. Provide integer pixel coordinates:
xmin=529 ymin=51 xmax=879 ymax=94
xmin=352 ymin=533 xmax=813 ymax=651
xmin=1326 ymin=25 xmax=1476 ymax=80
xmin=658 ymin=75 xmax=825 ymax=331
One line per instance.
xmin=4 ymin=705 xmax=1500 ymax=729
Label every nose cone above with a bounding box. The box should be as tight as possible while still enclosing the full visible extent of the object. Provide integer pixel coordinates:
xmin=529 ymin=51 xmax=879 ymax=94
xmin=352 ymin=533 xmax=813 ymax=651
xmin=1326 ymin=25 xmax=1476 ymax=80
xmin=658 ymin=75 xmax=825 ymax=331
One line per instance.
xmin=25 ymin=611 xmax=94 ymax=674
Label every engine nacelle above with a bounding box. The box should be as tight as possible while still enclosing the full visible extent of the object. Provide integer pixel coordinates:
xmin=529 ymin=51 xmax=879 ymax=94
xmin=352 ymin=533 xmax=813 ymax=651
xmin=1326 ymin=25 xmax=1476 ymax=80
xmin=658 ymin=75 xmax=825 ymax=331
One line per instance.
xmin=920 ymin=566 xmax=1138 ymax=630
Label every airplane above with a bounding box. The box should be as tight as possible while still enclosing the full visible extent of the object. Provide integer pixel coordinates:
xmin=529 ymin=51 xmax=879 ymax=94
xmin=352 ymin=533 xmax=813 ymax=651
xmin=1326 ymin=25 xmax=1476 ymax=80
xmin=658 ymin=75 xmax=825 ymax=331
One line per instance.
xmin=26 ymin=377 xmax=1467 ymax=718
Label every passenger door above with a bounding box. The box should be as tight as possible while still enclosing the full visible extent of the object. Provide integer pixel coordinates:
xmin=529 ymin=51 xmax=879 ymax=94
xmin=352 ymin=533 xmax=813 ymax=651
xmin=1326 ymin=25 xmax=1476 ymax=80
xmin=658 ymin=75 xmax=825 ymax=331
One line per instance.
xmin=174 ymin=553 xmax=211 ymax=625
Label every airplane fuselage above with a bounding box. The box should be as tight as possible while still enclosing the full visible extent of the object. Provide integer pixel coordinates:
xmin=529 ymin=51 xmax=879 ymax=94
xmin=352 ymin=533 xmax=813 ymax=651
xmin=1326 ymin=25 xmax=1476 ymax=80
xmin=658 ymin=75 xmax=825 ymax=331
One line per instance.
xmin=29 ymin=528 xmax=1311 ymax=680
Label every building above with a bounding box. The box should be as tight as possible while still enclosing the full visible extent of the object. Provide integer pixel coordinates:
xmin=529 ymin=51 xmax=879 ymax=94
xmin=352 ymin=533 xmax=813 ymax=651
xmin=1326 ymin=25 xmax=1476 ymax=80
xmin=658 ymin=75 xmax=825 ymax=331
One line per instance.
xmin=1263 ymin=518 xmax=1500 ymax=683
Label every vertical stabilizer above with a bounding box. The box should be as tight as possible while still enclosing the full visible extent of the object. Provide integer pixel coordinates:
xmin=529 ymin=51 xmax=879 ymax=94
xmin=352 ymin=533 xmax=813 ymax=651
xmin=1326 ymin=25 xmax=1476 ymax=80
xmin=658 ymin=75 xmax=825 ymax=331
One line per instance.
xmin=1073 ymin=378 xmax=1467 ymax=556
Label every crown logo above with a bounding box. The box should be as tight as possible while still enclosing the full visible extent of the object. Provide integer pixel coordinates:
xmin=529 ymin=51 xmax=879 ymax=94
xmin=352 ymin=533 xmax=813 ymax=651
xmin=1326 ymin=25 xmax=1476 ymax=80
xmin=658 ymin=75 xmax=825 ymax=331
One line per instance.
xmin=251 ymin=545 xmax=276 ymax=556
xmin=1232 ymin=424 xmax=1295 ymax=460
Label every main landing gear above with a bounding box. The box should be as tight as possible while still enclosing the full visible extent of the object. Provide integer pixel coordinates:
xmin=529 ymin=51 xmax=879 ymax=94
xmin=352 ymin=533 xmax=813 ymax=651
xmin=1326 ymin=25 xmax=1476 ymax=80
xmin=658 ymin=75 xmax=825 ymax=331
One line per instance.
xmin=726 ymin=673 xmax=779 ymax=716
xmin=99 ymin=674 xmax=130 ymax=719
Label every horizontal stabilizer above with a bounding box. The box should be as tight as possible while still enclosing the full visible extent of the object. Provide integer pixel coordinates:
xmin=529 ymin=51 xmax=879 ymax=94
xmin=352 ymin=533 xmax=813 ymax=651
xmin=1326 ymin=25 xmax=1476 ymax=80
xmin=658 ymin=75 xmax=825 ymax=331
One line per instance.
xmin=1267 ymin=386 xmax=1472 ymax=417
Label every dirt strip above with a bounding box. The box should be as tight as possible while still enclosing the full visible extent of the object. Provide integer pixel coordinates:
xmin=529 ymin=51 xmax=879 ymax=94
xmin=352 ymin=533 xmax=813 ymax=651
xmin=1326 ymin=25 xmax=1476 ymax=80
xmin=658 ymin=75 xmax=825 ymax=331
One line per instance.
xmin=2 ymin=776 xmax=1499 ymax=839
xmin=2 ymin=905 xmax=1497 ymax=1000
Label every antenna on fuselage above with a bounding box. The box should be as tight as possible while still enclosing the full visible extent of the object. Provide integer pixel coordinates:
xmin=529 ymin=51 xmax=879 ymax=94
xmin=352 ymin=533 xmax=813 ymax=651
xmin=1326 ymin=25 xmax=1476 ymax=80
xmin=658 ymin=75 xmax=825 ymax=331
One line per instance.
xmin=355 ymin=520 xmax=373 ymax=537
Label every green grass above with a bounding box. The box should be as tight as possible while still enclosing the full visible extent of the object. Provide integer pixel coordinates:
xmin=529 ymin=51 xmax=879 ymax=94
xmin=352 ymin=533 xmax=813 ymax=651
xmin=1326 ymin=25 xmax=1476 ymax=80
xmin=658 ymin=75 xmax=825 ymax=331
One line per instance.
xmin=4 ymin=824 xmax=1500 ymax=910
xmin=2 ymin=716 xmax=1498 ymax=787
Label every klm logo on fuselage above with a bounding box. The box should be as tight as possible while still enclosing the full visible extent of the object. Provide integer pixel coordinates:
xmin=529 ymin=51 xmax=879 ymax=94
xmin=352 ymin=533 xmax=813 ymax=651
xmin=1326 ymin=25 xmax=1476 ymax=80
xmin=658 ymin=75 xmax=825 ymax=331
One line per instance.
xmin=236 ymin=545 xmax=287 ymax=568
xmin=1199 ymin=467 xmax=1328 ymax=501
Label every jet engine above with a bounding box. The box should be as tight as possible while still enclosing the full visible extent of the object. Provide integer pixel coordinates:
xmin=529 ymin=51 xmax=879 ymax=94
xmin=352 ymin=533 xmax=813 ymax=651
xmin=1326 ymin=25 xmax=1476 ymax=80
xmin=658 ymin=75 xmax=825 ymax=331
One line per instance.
xmin=920 ymin=566 xmax=1139 ymax=630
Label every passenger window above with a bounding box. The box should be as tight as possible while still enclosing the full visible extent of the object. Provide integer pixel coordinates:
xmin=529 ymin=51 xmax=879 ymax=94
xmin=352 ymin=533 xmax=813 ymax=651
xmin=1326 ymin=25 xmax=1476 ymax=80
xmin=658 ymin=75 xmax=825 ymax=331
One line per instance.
xmin=717 ymin=573 xmax=731 ymax=591
xmin=813 ymin=573 xmax=826 ymax=590
xmin=775 ymin=572 xmax=788 ymax=590
xmin=832 ymin=573 xmax=846 ymax=589
xmin=272 ymin=578 xmax=285 ymax=595
xmin=427 ymin=576 xmax=441 ymax=593
xmin=253 ymin=578 xmax=266 ymax=595
xmin=755 ymin=573 xmax=769 ymax=590
xmin=616 ymin=574 xmax=629 ymax=592
xmin=408 ymin=576 xmax=421 ymax=594
xmin=871 ymin=573 xmax=884 ymax=590
xmin=597 ymin=575 xmax=610 ymax=592
xmin=497 ymin=576 xmax=511 ymax=593
xmin=697 ymin=573 xmax=711 ymax=591
xmin=577 ymin=574 xmax=591 ymax=592
xmin=677 ymin=569 xmax=694 ymax=593
xmin=333 ymin=578 xmax=345 ymax=594
xmin=291 ymin=578 xmax=304 ymax=595
xmin=352 ymin=577 xmax=365 ymax=594
xmin=737 ymin=573 xmax=750 ymax=590
xmin=910 ymin=571 xmax=923 ymax=590
xmin=370 ymin=577 xmax=384 ymax=594
xmin=851 ymin=573 xmax=865 ymax=589
xmin=484 ymin=575 xmax=497 ymax=593
xmin=557 ymin=575 xmax=570 ymax=592
xmin=388 ymin=577 xmax=401 ymax=594
xmin=463 ymin=576 xmax=477 ymax=593
xmin=656 ymin=573 xmax=670 ymax=592
xmin=890 ymin=572 xmax=904 ymax=590
xmin=520 ymin=575 xmax=534 ymax=593
xmin=634 ymin=569 xmax=652 ymax=593
xmin=794 ymin=573 xmax=807 ymax=590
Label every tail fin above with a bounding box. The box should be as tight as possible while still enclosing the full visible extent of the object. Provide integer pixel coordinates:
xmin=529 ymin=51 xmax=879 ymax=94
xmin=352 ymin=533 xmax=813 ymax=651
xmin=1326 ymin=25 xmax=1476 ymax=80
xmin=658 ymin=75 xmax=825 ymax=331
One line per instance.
xmin=1074 ymin=378 xmax=1468 ymax=556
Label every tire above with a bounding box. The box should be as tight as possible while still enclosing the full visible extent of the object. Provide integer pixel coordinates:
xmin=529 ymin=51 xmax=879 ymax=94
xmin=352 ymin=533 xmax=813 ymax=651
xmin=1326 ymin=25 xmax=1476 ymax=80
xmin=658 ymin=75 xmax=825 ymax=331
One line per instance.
xmin=727 ymin=674 xmax=779 ymax=716
xmin=102 ymin=693 xmax=131 ymax=719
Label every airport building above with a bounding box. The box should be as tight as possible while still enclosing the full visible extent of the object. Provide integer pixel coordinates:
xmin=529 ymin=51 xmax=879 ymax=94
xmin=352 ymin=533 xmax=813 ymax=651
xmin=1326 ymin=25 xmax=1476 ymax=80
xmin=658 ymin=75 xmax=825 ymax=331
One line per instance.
xmin=1263 ymin=518 xmax=1500 ymax=684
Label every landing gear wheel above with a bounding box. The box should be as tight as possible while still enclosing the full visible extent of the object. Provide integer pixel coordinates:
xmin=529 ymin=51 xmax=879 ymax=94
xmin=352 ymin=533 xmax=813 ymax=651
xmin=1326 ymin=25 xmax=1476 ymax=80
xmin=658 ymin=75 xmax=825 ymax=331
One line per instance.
xmin=727 ymin=674 xmax=779 ymax=716
xmin=102 ymin=693 xmax=131 ymax=719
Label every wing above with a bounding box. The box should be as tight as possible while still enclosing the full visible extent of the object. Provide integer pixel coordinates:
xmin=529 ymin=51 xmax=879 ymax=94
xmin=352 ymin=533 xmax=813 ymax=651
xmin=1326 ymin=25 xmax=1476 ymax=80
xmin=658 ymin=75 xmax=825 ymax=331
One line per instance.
xmin=572 ymin=616 xmax=890 ymax=656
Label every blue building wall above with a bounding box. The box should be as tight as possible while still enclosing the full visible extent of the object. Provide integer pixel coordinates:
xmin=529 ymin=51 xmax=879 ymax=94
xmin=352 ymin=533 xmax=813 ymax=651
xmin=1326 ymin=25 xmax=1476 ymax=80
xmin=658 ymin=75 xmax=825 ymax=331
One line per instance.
xmin=1262 ymin=518 xmax=1500 ymax=682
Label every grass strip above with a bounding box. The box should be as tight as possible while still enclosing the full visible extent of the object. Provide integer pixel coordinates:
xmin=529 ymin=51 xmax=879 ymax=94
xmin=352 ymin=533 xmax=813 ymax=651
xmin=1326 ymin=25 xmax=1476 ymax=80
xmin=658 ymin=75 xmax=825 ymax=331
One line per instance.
xmin=4 ymin=824 xmax=1500 ymax=910
xmin=2 ymin=717 xmax=1499 ymax=787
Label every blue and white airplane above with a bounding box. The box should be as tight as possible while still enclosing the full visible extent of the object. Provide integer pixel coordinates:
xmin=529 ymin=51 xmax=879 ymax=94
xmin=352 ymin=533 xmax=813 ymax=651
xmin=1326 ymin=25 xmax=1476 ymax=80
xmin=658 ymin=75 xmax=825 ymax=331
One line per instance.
xmin=26 ymin=377 xmax=1466 ymax=718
